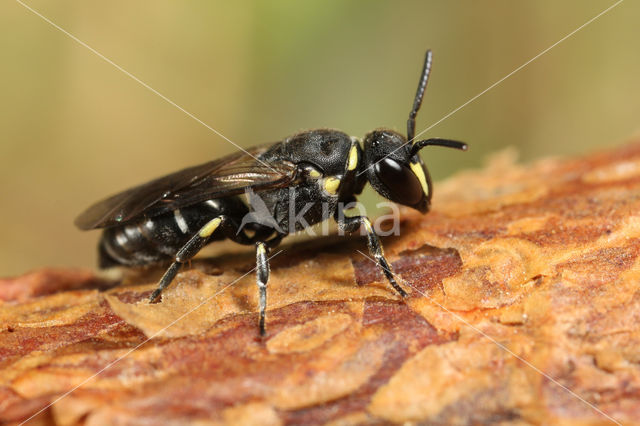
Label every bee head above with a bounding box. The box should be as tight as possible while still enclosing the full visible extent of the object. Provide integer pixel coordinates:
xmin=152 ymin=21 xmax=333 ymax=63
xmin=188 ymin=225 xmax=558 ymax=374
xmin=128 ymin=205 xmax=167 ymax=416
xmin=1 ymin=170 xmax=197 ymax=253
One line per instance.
xmin=363 ymin=129 xmax=467 ymax=213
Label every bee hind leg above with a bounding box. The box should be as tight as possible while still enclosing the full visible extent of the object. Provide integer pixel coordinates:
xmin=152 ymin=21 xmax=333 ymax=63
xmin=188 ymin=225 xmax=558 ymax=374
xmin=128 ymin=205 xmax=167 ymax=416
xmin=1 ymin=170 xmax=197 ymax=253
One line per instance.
xmin=148 ymin=215 xmax=230 ymax=303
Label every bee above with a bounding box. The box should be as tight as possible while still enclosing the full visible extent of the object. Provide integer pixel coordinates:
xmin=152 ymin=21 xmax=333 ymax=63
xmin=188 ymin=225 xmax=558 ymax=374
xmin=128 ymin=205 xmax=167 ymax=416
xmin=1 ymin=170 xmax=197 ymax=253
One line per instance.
xmin=76 ymin=50 xmax=467 ymax=336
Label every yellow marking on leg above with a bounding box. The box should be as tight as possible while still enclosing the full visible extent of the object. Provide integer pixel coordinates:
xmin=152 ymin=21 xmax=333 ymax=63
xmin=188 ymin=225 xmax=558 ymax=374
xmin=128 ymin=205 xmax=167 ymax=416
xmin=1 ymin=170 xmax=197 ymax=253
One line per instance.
xmin=362 ymin=217 xmax=374 ymax=234
xmin=410 ymin=162 xmax=429 ymax=196
xmin=324 ymin=177 xmax=341 ymax=195
xmin=362 ymin=217 xmax=384 ymax=255
xmin=347 ymin=144 xmax=359 ymax=171
xmin=199 ymin=217 xmax=222 ymax=238
xmin=257 ymin=242 xmax=267 ymax=256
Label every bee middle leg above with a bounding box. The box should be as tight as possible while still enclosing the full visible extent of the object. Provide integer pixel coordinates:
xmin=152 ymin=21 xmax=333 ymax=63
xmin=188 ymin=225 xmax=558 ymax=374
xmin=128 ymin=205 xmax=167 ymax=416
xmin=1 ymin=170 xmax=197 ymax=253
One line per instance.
xmin=255 ymin=241 xmax=270 ymax=337
xmin=148 ymin=215 xmax=230 ymax=303
xmin=334 ymin=211 xmax=408 ymax=298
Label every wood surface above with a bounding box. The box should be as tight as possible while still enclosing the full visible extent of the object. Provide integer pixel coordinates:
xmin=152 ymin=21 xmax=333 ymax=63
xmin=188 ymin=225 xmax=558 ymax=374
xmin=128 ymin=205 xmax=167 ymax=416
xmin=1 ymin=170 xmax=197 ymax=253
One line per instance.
xmin=2 ymin=141 xmax=640 ymax=425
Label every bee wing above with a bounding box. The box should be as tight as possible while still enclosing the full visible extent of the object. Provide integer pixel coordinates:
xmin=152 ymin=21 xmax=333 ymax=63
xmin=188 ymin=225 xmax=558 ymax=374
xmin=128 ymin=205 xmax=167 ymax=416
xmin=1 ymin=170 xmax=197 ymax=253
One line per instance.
xmin=75 ymin=146 xmax=297 ymax=230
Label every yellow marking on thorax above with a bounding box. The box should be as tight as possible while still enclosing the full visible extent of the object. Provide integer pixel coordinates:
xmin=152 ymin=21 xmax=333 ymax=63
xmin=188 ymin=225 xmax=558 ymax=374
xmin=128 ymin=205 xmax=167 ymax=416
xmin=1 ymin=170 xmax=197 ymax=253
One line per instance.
xmin=347 ymin=144 xmax=359 ymax=171
xmin=308 ymin=169 xmax=322 ymax=179
xmin=410 ymin=162 xmax=429 ymax=196
xmin=199 ymin=217 xmax=222 ymax=238
xmin=324 ymin=177 xmax=341 ymax=195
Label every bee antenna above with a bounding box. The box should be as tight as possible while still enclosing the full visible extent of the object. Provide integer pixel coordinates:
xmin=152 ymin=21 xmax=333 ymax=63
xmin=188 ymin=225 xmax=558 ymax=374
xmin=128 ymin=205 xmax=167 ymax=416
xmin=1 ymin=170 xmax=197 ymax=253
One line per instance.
xmin=407 ymin=50 xmax=432 ymax=143
xmin=410 ymin=138 xmax=468 ymax=158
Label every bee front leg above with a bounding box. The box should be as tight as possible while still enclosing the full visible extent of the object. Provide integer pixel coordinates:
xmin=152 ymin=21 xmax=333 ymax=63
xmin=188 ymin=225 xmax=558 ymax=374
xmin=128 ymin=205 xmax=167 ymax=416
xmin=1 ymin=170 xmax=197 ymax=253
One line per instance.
xmin=149 ymin=215 xmax=228 ymax=303
xmin=334 ymin=211 xmax=408 ymax=298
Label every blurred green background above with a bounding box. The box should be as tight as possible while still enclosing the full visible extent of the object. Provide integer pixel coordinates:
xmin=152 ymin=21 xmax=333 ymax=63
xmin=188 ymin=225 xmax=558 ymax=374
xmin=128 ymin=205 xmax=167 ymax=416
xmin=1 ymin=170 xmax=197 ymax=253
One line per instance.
xmin=1 ymin=1 xmax=638 ymax=276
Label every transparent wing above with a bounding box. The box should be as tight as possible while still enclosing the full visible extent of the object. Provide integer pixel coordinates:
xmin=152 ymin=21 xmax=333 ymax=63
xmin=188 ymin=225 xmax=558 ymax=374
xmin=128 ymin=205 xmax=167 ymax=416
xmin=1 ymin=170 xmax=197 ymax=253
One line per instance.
xmin=75 ymin=145 xmax=296 ymax=230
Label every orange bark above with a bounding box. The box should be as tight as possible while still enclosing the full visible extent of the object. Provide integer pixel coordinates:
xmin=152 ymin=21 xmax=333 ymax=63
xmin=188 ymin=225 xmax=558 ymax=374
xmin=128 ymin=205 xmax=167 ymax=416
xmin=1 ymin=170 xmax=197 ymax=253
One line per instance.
xmin=3 ymin=141 xmax=640 ymax=424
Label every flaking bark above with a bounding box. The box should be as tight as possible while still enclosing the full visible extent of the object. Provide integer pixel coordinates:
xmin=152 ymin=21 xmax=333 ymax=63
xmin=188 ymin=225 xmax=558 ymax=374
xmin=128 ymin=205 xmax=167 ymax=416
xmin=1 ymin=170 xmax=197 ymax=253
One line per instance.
xmin=2 ymin=141 xmax=640 ymax=424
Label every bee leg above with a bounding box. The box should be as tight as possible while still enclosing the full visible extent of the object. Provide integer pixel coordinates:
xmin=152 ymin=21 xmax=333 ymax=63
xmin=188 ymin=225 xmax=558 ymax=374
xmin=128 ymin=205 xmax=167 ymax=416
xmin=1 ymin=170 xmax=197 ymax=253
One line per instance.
xmin=148 ymin=261 xmax=182 ymax=303
xmin=149 ymin=215 xmax=228 ymax=303
xmin=334 ymin=212 xmax=408 ymax=298
xmin=255 ymin=241 xmax=270 ymax=337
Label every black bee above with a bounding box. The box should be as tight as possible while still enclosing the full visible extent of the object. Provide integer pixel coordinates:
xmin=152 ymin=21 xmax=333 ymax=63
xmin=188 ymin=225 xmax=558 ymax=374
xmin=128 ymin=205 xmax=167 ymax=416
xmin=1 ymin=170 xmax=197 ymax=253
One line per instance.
xmin=76 ymin=50 xmax=467 ymax=336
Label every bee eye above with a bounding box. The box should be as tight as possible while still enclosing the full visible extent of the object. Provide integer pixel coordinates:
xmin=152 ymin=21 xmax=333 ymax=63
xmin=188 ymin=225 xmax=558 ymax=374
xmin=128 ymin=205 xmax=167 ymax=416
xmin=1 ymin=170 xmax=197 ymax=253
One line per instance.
xmin=374 ymin=158 xmax=424 ymax=205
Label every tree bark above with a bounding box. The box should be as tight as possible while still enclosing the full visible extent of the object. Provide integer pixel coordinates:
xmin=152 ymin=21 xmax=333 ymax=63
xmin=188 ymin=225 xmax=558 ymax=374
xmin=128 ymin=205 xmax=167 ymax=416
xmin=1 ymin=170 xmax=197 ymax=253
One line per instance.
xmin=2 ymin=141 xmax=640 ymax=425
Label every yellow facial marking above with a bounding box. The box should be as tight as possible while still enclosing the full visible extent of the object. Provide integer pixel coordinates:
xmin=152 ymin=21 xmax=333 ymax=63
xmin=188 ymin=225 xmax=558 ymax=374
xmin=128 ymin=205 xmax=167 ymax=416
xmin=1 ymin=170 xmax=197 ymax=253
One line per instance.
xmin=323 ymin=177 xmax=341 ymax=195
xmin=410 ymin=162 xmax=429 ymax=196
xmin=347 ymin=144 xmax=359 ymax=171
xmin=199 ymin=217 xmax=222 ymax=238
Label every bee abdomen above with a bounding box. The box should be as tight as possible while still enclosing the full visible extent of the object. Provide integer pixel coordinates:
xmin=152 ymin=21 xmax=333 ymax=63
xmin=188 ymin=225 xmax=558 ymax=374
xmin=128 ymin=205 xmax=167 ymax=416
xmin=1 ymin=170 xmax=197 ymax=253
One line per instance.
xmin=98 ymin=199 xmax=241 ymax=267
